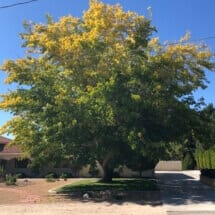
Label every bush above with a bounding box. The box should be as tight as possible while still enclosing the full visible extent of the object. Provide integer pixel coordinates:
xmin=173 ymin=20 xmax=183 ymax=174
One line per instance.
xmin=182 ymin=153 xmax=195 ymax=170
xmin=45 ymin=173 xmax=56 ymax=182
xmin=0 ymin=166 xmax=5 ymax=181
xmin=5 ymin=174 xmax=17 ymax=185
xmin=15 ymin=172 xmax=27 ymax=179
xmin=60 ymin=173 xmax=68 ymax=181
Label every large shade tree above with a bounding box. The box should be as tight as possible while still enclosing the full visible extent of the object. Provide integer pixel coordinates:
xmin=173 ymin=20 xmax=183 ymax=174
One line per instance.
xmin=0 ymin=0 xmax=214 ymax=182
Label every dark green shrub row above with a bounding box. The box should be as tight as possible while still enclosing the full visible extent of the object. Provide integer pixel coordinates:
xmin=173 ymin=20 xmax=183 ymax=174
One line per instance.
xmin=195 ymin=149 xmax=215 ymax=169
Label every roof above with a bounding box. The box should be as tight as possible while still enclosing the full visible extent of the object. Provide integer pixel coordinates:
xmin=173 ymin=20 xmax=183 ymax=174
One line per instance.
xmin=0 ymin=136 xmax=12 ymax=144
xmin=0 ymin=145 xmax=21 ymax=154
xmin=0 ymin=136 xmax=21 ymax=155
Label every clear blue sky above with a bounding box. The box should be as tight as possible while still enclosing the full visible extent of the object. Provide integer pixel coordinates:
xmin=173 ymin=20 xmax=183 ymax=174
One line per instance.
xmin=0 ymin=0 xmax=215 ymax=136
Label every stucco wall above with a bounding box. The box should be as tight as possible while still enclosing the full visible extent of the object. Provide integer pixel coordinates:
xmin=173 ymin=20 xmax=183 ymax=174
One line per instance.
xmin=155 ymin=160 xmax=182 ymax=171
xmin=79 ymin=162 xmax=154 ymax=178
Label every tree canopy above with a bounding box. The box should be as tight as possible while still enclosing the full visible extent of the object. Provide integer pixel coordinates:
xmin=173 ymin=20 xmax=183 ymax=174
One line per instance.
xmin=0 ymin=0 xmax=214 ymax=182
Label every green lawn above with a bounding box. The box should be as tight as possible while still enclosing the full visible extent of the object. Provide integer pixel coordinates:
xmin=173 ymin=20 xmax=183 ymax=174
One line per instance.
xmin=56 ymin=178 xmax=158 ymax=193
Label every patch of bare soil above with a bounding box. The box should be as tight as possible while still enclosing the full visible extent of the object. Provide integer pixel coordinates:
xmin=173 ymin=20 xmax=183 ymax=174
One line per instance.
xmin=0 ymin=178 xmax=81 ymax=204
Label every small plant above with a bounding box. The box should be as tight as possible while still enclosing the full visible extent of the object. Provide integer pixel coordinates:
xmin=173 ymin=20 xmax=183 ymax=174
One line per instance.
xmin=0 ymin=166 xmax=5 ymax=182
xmin=5 ymin=174 xmax=17 ymax=185
xmin=15 ymin=173 xmax=26 ymax=179
xmin=60 ymin=173 xmax=68 ymax=181
xmin=45 ymin=173 xmax=56 ymax=182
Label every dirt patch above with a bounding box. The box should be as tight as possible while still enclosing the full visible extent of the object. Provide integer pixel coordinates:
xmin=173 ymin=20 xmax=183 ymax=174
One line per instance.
xmin=0 ymin=178 xmax=81 ymax=204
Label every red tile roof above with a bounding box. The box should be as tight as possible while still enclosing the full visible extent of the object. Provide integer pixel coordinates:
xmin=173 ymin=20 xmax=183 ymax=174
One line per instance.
xmin=0 ymin=136 xmax=11 ymax=144
xmin=0 ymin=136 xmax=21 ymax=154
xmin=0 ymin=145 xmax=21 ymax=154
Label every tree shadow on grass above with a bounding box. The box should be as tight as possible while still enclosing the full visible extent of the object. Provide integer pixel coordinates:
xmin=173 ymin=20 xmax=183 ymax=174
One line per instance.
xmin=156 ymin=172 xmax=215 ymax=206
xmin=58 ymin=192 xmax=162 ymax=206
xmin=53 ymin=178 xmax=162 ymax=206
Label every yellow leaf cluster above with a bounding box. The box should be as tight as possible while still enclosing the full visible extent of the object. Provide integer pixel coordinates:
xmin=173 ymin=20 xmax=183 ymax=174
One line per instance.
xmin=0 ymin=96 xmax=22 ymax=109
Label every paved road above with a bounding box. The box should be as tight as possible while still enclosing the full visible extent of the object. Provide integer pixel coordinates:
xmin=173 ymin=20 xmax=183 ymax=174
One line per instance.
xmin=156 ymin=171 xmax=215 ymax=215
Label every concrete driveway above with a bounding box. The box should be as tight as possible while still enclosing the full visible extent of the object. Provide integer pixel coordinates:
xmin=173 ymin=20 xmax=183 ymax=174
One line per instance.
xmin=156 ymin=171 xmax=215 ymax=215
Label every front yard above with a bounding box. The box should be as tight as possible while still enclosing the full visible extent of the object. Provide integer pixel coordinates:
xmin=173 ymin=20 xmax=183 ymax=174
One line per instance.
xmin=0 ymin=178 xmax=166 ymax=215
xmin=0 ymin=178 xmax=80 ymax=204
xmin=0 ymin=178 xmax=159 ymax=204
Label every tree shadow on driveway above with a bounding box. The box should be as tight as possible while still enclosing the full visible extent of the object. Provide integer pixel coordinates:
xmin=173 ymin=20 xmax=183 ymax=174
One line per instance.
xmin=156 ymin=172 xmax=215 ymax=206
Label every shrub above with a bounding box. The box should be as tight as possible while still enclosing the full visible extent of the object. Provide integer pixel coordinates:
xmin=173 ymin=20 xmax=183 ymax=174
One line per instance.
xmin=60 ymin=173 xmax=68 ymax=181
xmin=0 ymin=166 xmax=5 ymax=182
xmin=5 ymin=174 xmax=17 ymax=185
xmin=182 ymin=153 xmax=195 ymax=170
xmin=45 ymin=173 xmax=56 ymax=182
xmin=15 ymin=172 xmax=27 ymax=179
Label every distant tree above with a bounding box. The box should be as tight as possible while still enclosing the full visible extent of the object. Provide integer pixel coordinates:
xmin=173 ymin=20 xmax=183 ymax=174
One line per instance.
xmin=195 ymin=104 xmax=215 ymax=150
xmin=0 ymin=1 xmax=214 ymax=182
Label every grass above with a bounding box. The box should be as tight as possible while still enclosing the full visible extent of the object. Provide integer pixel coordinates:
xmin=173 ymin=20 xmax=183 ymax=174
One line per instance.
xmin=56 ymin=178 xmax=158 ymax=193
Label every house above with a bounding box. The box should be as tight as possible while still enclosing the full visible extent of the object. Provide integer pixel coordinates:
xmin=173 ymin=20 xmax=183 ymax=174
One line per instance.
xmin=0 ymin=136 xmax=75 ymax=177
xmin=0 ymin=136 xmax=154 ymax=177
xmin=0 ymin=136 xmax=30 ymax=175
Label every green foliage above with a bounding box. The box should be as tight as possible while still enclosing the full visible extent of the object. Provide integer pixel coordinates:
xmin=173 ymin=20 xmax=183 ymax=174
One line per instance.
xmin=0 ymin=166 xmax=5 ymax=181
xmin=15 ymin=173 xmax=23 ymax=179
xmin=45 ymin=173 xmax=56 ymax=182
xmin=5 ymin=174 xmax=17 ymax=185
xmin=15 ymin=172 xmax=27 ymax=179
xmin=194 ymin=104 xmax=215 ymax=150
xmin=182 ymin=153 xmax=196 ymax=170
xmin=195 ymin=148 xmax=215 ymax=169
xmin=162 ymin=142 xmax=183 ymax=160
xmin=60 ymin=173 xmax=68 ymax=181
xmin=0 ymin=165 xmax=4 ymax=177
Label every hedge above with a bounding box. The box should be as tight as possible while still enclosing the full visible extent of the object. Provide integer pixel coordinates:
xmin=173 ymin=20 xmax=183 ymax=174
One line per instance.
xmin=195 ymin=148 xmax=215 ymax=169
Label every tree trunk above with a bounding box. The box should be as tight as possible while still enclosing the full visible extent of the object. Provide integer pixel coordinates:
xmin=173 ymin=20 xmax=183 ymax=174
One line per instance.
xmin=101 ymin=164 xmax=113 ymax=183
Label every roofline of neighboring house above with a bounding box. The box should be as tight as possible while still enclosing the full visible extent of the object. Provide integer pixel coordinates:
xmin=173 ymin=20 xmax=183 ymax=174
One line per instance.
xmin=0 ymin=136 xmax=13 ymax=144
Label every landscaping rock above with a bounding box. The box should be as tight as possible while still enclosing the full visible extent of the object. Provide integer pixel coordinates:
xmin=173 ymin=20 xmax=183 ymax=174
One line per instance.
xmin=83 ymin=193 xmax=89 ymax=200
